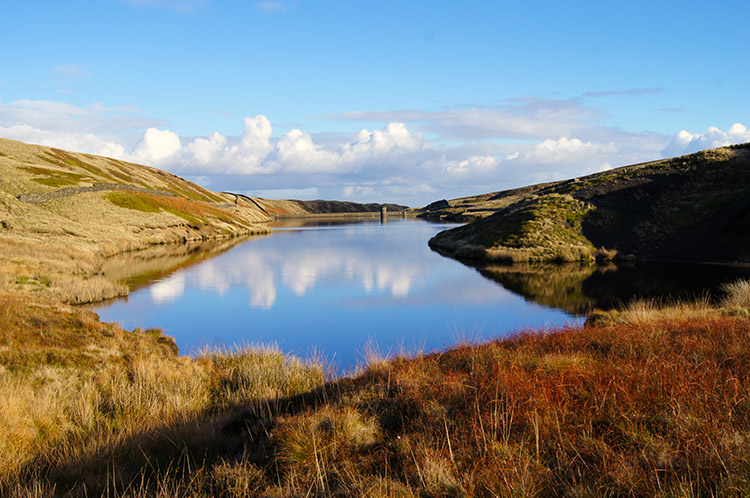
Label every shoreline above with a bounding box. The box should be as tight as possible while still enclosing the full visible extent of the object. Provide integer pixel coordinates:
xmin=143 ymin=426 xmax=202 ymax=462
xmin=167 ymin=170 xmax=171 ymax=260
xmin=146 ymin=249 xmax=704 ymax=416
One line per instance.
xmin=270 ymin=210 xmax=416 ymax=220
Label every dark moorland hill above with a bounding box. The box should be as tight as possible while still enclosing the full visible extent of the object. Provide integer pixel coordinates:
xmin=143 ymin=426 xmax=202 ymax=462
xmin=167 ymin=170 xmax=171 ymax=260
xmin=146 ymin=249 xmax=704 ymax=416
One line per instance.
xmin=428 ymin=143 xmax=750 ymax=264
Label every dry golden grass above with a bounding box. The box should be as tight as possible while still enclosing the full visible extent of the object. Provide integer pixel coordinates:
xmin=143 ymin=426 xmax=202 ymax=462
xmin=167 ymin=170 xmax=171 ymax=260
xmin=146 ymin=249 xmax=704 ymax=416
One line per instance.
xmin=722 ymin=279 xmax=750 ymax=308
xmin=483 ymin=243 xmax=595 ymax=264
xmin=0 ymin=237 xmax=128 ymax=304
xmin=0 ymin=294 xmax=195 ymax=484
xmin=585 ymin=287 xmax=750 ymax=328
xmin=272 ymin=406 xmax=380 ymax=493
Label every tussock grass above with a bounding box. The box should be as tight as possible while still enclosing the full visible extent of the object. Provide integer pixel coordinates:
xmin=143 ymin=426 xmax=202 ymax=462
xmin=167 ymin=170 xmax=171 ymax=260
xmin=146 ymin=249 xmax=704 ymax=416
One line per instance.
xmin=594 ymin=246 xmax=619 ymax=263
xmin=0 ymin=238 xmax=128 ymax=304
xmin=587 ymin=279 xmax=750 ymax=328
xmin=273 ymin=406 xmax=380 ymax=493
xmin=203 ymin=343 xmax=327 ymax=406
xmin=721 ymin=279 xmax=750 ymax=308
xmin=610 ymin=294 xmax=714 ymax=326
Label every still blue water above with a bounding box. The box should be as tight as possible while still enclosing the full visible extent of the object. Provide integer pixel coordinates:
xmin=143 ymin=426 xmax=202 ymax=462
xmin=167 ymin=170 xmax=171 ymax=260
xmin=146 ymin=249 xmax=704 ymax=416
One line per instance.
xmin=94 ymin=219 xmax=582 ymax=372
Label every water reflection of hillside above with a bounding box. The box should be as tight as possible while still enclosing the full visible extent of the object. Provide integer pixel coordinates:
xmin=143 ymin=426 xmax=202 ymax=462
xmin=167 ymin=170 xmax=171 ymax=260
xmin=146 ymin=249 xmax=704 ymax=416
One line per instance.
xmin=478 ymin=262 xmax=750 ymax=314
xmin=101 ymin=236 xmax=262 ymax=291
xmin=477 ymin=264 xmax=600 ymax=314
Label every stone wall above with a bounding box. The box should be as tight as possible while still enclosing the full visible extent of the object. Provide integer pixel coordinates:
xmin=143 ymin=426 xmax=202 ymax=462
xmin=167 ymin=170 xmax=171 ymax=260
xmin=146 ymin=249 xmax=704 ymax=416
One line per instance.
xmin=18 ymin=183 xmax=178 ymax=204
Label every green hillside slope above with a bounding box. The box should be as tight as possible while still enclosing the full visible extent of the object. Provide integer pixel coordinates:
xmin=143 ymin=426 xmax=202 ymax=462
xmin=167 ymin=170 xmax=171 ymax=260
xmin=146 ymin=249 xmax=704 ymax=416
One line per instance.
xmin=429 ymin=143 xmax=750 ymax=264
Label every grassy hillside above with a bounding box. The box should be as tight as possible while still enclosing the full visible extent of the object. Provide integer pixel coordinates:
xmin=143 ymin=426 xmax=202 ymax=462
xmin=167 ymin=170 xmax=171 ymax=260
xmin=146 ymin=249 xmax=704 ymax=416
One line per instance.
xmin=429 ymin=143 xmax=750 ymax=264
xmin=418 ymin=182 xmax=556 ymax=223
xmin=0 ymin=138 xmax=271 ymax=303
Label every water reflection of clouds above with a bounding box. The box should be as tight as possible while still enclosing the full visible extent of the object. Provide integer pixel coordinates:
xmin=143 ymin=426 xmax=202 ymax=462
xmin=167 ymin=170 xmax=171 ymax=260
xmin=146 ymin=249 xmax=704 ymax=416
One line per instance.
xmin=148 ymin=231 xmax=429 ymax=308
xmin=150 ymin=273 xmax=185 ymax=304
xmin=344 ymin=272 xmax=518 ymax=308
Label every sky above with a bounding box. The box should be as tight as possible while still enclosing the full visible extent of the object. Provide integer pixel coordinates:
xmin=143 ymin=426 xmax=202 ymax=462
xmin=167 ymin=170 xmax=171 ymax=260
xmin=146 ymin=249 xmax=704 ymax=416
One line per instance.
xmin=1 ymin=0 xmax=749 ymax=207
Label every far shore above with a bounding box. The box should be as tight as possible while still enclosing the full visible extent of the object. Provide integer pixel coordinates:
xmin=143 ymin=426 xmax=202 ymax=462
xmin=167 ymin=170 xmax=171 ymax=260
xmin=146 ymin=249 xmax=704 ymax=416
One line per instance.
xmin=271 ymin=210 xmax=416 ymax=220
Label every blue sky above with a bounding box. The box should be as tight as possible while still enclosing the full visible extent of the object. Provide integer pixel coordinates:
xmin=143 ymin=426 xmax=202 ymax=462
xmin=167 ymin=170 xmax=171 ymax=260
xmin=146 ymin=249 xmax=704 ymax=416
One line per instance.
xmin=1 ymin=0 xmax=748 ymax=206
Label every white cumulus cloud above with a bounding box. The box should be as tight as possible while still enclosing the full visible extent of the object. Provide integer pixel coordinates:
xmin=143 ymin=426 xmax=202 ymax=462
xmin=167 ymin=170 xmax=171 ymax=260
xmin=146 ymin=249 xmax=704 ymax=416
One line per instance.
xmin=184 ymin=115 xmax=275 ymax=174
xmin=184 ymin=132 xmax=228 ymax=165
xmin=276 ymin=129 xmax=341 ymax=173
xmin=662 ymin=123 xmax=750 ymax=157
xmin=522 ymin=137 xmax=616 ymax=164
xmin=131 ymin=115 xmax=424 ymax=177
xmin=132 ymin=128 xmax=182 ymax=163
xmin=237 ymin=115 xmax=274 ymax=157
xmin=446 ymin=155 xmax=498 ymax=175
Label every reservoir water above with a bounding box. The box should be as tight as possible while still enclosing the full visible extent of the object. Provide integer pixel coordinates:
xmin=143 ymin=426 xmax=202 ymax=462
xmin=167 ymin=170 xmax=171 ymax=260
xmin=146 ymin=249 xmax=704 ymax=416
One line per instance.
xmin=94 ymin=218 xmax=750 ymax=372
xmin=94 ymin=218 xmax=580 ymax=371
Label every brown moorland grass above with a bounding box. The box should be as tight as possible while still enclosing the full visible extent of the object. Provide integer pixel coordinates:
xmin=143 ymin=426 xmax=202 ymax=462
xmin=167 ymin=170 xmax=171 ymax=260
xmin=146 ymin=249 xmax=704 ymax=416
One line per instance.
xmin=4 ymin=287 xmax=750 ymax=497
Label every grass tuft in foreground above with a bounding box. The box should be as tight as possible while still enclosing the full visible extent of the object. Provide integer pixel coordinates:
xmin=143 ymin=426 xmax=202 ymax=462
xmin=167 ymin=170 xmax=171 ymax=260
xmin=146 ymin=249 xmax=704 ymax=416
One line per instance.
xmin=722 ymin=279 xmax=750 ymax=308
